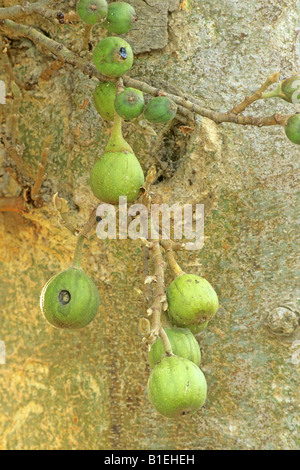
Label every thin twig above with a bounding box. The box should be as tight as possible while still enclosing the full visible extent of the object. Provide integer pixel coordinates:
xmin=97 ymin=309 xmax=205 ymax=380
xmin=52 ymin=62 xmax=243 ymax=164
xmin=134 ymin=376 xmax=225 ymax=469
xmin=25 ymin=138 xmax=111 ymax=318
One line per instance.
xmin=31 ymin=135 xmax=53 ymax=200
xmin=142 ymin=245 xmax=153 ymax=304
xmin=53 ymin=193 xmax=79 ymax=236
xmin=230 ymin=71 xmax=281 ymax=115
xmin=0 ymin=0 xmax=59 ymax=21
xmin=82 ymin=24 xmax=94 ymax=51
xmin=0 ymin=19 xmax=292 ymax=128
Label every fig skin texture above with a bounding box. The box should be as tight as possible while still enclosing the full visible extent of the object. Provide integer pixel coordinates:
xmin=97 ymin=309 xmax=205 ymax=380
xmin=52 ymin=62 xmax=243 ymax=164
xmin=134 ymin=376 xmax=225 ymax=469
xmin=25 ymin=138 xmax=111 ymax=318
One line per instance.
xmin=167 ymin=273 xmax=219 ymax=327
xmin=285 ymin=114 xmax=300 ymax=145
xmin=144 ymin=96 xmax=177 ymax=123
xmin=93 ymin=36 xmax=134 ymax=78
xmin=102 ymin=2 xmax=138 ymax=34
xmin=281 ymin=75 xmax=300 ymax=103
xmin=114 ymin=88 xmax=144 ymax=120
xmin=148 ymin=327 xmax=201 ymax=369
xmin=147 ymin=356 xmax=207 ymax=418
xmin=188 ymin=321 xmax=209 ymax=335
xmin=90 ymin=151 xmax=144 ymax=204
xmin=40 ymin=267 xmax=100 ymax=330
xmin=93 ymin=81 xmax=117 ymax=121
xmin=77 ymin=0 xmax=108 ymax=25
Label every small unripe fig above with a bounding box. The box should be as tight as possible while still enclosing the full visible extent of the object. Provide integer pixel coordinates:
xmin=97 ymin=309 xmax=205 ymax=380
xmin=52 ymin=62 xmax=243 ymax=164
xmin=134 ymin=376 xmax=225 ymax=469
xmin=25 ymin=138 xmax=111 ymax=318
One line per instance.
xmin=147 ymin=356 xmax=207 ymax=418
xmin=285 ymin=114 xmax=300 ymax=145
xmin=102 ymin=2 xmax=138 ymax=34
xmin=167 ymin=273 xmax=219 ymax=327
xmin=114 ymin=87 xmax=144 ymax=120
xmin=144 ymin=96 xmax=177 ymax=123
xmin=93 ymin=81 xmax=117 ymax=121
xmin=280 ymin=75 xmax=300 ymax=103
xmin=93 ymin=36 xmax=133 ymax=78
xmin=77 ymin=0 xmax=108 ymax=25
xmin=148 ymin=327 xmax=201 ymax=368
xmin=90 ymin=151 xmax=144 ymax=203
xmin=40 ymin=267 xmax=100 ymax=329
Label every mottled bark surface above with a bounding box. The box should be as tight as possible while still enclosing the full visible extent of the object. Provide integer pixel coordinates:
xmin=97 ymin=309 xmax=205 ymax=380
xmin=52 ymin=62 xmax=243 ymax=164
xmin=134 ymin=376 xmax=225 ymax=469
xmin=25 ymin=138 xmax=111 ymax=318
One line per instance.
xmin=0 ymin=0 xmax=299 ymax=450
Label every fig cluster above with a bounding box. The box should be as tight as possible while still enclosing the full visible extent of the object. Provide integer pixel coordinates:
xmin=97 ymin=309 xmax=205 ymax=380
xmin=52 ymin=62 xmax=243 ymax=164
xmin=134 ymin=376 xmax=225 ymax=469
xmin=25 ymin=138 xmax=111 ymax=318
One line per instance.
xmin=89 ymin=10 xmax=179 ymax=204
xmin=147 ymin=273 xmax=219 ymax=417
xmin=77 ymin=0 xmax=137 ymax=33
xmin=41 ymin=0 xmax=212 ymax=421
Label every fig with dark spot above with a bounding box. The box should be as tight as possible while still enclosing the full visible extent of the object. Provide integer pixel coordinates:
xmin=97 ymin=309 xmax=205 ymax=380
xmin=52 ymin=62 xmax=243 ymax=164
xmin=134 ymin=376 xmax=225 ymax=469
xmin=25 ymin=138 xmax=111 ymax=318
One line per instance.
xmin=93 ymin=36 xmax=133 ymax=78
xmin=40 ymin=267 xmax=100 ymax=329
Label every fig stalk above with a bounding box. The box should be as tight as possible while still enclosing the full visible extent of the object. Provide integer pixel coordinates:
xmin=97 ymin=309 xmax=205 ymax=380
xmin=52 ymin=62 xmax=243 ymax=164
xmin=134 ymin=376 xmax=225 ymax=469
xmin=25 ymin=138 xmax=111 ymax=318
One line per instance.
xmin=71 ymin=234 xmax=85 ymax=269
xmin=261 ymin=84 xmax=283 ymax=100
xmin=159 ymin=327 xmax=173 ymax=357
xmin=105 ymin=111 xmax=133 ymax=154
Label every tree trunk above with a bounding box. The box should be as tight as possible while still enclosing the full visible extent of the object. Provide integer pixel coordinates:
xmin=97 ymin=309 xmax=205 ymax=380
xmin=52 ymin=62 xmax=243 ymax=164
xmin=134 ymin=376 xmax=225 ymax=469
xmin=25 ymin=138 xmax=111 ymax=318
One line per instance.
xmin=0 ymin=0 xmax=299 ymax=450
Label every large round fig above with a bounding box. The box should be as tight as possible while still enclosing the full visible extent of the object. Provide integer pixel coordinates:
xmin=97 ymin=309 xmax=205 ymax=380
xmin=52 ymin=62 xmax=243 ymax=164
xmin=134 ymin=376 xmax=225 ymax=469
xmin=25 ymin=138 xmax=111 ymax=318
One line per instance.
xmin=285 ymin=114 xmax=300 ymax=145
xmin=102 ymin=2 xmax=138 ymax=34
xmin=93 ymin=81 xmax=117 ymax=121
xmin=93 ymin=36 xmax=133 ymax=78
xmin=114 ymin=88 xmax=144 ymax=120
xmin=144 ymin=96 xmax=177 ymax=123
xmin=77 ymin=0 xmax=108 ymax=25
xmin=147 ymin=356 xmax=207 ymax=418
xmin=90 ymin=151 xmax=144 ymax=204
xmin=40 ymin=267 xmax=100 ymax=329
xmin=148 ymin=327 xmax=201 ymax=369
xmin=167 ymin=273 xmax=219 ymax=327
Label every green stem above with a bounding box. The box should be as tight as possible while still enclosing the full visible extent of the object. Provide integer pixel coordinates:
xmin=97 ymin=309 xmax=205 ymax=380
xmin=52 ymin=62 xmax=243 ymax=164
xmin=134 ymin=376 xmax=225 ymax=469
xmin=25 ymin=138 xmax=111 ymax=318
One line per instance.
xmin=105 ymin=112 xmax=133 ymax=154
xmin=161 ymin=240 xmax=184 ymax=278
xmin=261 ymin=84 xmax=283 ymax=100
xmin=71 ymin=235 xmax=85 ymax=269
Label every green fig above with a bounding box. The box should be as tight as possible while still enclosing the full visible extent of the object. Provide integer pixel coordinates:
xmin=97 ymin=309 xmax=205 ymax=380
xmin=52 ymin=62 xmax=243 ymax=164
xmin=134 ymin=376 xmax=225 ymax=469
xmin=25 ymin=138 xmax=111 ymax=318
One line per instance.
xmin=76 ymin=0 xmax=108 ymax=25
xmin=167 ymin=273 xmax=219 ymax=327
xmin=281 ymin=75 xmax=300 ymax=103
xmin=90 ymin=151 xmax=144 ymax=203
xmin=148 ymin=327 xmax=201 ymax=369
xmin=188 ymin=321 xmax=209 ymax=335
xmin=147 ymin=356 xmax=207 ymax=418
xmin=285 ymin=114 xmax=300 ymax=145
xmin=93 ymin=36 xmax=134 ymax=78
xmin=40 ymin=267 xmax=100 ymax=329
xmin=262 ymin=75 xmax=300 ymax=103
xmin=144 ymin=96 xmax=177 ymax=123
xmin=114 ymin=87 xmax=144 ymax=120
xmin=93 ymin=81 xmax=117 ymax=121
xmin=90 ymin=113 xmax=144 ymax=203
xmin=102 ymin=2 xmax=138 ymax=34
